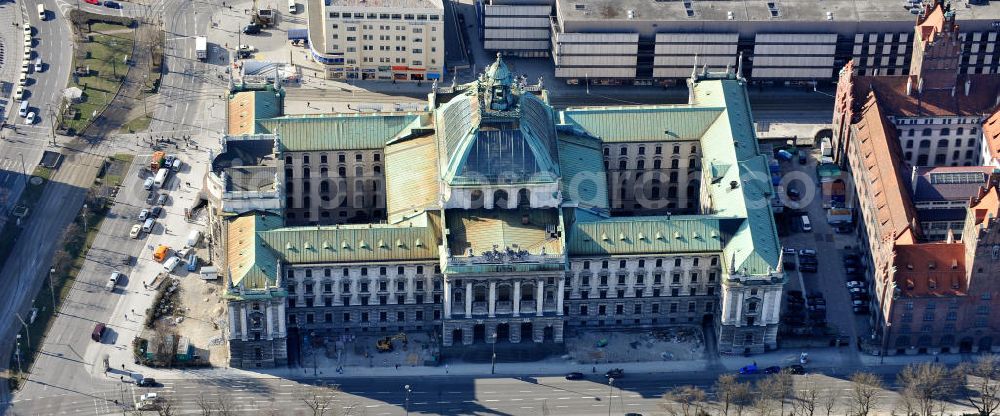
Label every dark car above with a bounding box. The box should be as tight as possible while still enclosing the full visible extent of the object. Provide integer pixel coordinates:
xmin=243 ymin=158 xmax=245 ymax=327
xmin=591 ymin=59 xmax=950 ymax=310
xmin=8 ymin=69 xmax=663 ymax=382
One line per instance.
xmin=785 ymin=365 xmax=806 ymax=375
xmin=243 ymin=24 xmax=261 ymax=34
xmin=764 ymin=366 xmax=781 ymax=374
xmin=787 ymin=290 xmax=803 ymax=299
xmin=151 ymin=206 xmax=163 ymax=218
xmin=799 ymin=257 xmax=818 ymax=265
xmin=835 ymin=225 xmax=854 ymax=234
xmin=137 ymin=377 xmax=158 ymax=387
xmin=91 ymin=322 xmax=106 ymax=342
xmin=103 ymin=1 xmax=121 ymax=8
xmin=787 ymin=187 xmax=801 ymax=201
xmin=565 ymin=372 xmax=584 ymax=380
xmin=605 ymin=368 xmax=624 ymax=378
xmin=738 ymin=365 xmax=759 ymax=375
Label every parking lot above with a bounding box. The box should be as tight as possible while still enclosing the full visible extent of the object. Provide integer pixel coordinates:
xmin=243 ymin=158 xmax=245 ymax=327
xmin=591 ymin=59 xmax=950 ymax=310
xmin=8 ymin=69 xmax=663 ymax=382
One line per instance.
xmin=775 ymin=146 xmax=873 ymax=351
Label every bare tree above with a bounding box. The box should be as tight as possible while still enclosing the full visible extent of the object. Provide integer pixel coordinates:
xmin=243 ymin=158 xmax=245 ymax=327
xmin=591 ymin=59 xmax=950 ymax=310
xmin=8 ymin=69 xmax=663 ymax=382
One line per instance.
xmin=716 ymin=374 xmax=741 ymax=416
xmin=848 ymin=372 xmax=884 ymax=416
xmin=215 ymin=393 xmax=236 ymax=416
xmin=754 ymin=373 xmax=792 ymax=416
xmin=959 ymin=354 xmax=1000 ymax=416
xmin=793 ymin=379 xmax=821 ymax=416
xmin=822 ymin=391 xmax=837 ymax=416
xmin=897 ymin=362 xmax=957 ymax=416
xmin=299 ymin=383 xmax=341 ymax=416
xmin=195 ymin=392 xmax=214 ymax=415
xmin=155 ymin=396 xmax=176 ymax=416
xmin=146 ymin=322 xmax=176 ymax=366
xmin=660 ymin=385 xmax=708 ymax=416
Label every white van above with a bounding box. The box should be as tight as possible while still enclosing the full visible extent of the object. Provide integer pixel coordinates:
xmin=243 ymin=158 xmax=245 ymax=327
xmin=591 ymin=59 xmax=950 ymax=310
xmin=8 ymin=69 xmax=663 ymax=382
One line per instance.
xmin=37 ymin=4 xmax=45 ymax=20
xmin=288 ymin=0 xmax=295 ymax=13
xmin=18 ymin=101 xmax=29 ymax=117
xmin=801 ymin=214 xmax=812 ymax=232
xmin=163 ymin=256 xmax=181 ymax=272
xmin=142 ymin=218 xmax=155 ymax=233
xmin=34 ymin=58 xmax=42 ymax=72
xmin=18 ymin=73 xmax=27 ymax=86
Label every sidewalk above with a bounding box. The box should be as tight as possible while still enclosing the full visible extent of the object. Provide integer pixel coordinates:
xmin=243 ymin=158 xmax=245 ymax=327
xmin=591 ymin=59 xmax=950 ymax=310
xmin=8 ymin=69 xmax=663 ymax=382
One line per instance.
xmin=119 ymin=344 xmax=968 ymax=382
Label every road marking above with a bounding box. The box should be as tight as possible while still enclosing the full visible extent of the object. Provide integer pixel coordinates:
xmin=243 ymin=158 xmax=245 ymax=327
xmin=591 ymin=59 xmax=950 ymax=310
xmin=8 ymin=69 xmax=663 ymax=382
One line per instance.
xmin=520 ymin=407 xmax=534 ymax=409
xmin=556 ymin=397 xmax=571 ymax=400
xmin=510 ymin=398 xmax=522 ymax=401
xmin=483 ymin=399 xmax=499 ymax=402
xmin=593 ymin=404 xmax=604 ymax=407
xmin=556 ymin=405 xmax=568 ymax=408
xmin=413 ymin=402 xmax=428 ymax=405
xmin=364 ymin=405 xmax=380 ymax=408
xmin=435 ymin=401 xmax=450 ymax=404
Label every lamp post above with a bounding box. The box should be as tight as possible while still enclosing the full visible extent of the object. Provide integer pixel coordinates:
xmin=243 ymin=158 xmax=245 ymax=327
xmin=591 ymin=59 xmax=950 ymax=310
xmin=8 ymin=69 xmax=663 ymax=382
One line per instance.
xmin=404 ymin=384 xmax=411 ymax=416
xmin=490 ymin=333 xmax=497 ymax=374
xmin=48 ymin=268 xmax=56 ymax=309
xmin=607 ymin=377 xmax=615 ymax=416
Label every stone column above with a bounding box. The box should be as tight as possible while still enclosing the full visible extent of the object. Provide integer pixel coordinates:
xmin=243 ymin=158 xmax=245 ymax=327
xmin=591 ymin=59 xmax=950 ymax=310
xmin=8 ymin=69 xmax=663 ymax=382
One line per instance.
xmin=443 ymin=279 xmax=452 ymax=319
xmin=513 ymin=281 xmax=521 ymax=317
xmin=240 ymin=304 xmax=249 ymax=341
xmin=228 ymin=303 xmax=239 ymax=340
xmin=488 ymin=281 xmax=497 ymax=317
xmin=265 ymin=303 xmax=274 ymax=340
xmin=465 ymin=281 xmax=473 ymax=317
xmin=557 ymin=277 xmax=565 ymax=316
xmin=277 ymin=300 xmax=287 ymax=336
xmin=536 ymin=280 xmax=544 ymax=316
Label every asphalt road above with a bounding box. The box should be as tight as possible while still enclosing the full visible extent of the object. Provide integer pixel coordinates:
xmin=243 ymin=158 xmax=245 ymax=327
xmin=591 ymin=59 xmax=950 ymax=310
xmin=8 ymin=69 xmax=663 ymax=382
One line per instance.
xmin=2 ymin=0 xmax=221 ymax=411
xmin=9 ymin=364 xmax=932 ymax=415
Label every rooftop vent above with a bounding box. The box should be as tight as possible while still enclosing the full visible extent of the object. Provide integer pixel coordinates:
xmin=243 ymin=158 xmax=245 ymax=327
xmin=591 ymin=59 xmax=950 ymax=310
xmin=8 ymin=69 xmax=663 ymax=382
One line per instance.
xmin=574 ymin=3 xmax=585 ymax=10
xmin=825 ymin=11 xmax=833 ymax=20
xmin=730 ymin=180 xmax=739 ymax=189
xmin=727 ymin=11 xmax=734 ymax=20
xmin=766 ymin=2 xmax=780 ymax=17
xmin=683 ymin=0 xmax=694 ymax=17
xmin=626 ymin=9 xmax=635 ymax=19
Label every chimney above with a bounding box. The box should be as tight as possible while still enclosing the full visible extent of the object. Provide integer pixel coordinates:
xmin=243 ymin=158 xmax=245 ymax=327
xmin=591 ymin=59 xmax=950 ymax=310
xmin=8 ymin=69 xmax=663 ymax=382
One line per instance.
xmin=906 ymin=77 xmax=913 ymax=96
xmin=918 ymin=77 xmax=924 ymax=94
xmin=965 ymin=79 xmax=972 ymax=96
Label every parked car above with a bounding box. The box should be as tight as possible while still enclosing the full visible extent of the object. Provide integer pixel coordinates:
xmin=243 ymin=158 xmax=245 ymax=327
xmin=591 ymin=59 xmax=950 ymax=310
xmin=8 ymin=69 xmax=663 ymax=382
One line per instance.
xmin=738 ymin=365 xmax=759 ymax=375
xmin=151 ymin=206 xmax=163 ymax=218
xmin=137 ymin=377 xmax=159 ymax=387
xmin=105 ymin=271 xmax=120 ymax=291
xmin=243 ymin=24 xmax=261 ymax=34
xmin=138 ymin=208 xmax=150 ymax=221
xmin=799 ymin=257 xmax=818 ymax=265
xmin=835 ymin=225 xmax=854 ymax=234
xmin=849 ymin=287 xmax=868 ymax=295
xmin=129 ymin=224 xmax=142 ymax=239
xmin=764 ymin=366 xmax=782 ymax=374
xmin=605 ymin=368 xmax=624 ymax=378
xmin=846 ymin=281 xmax=865 ymax=289
xmin=92 ymin=322 xmax=106 ymax=342
xmin=783 ymin=248 xmax=796 ymax=255
xmin=565 ymin=372 xmax=584 ymax=380
xmin=103 ymin=0 xmax=121 ymax=8
xmin=157 ymin=194 xmax=168 ymax=205
xmin=798 ymin=249 xmax=817 ymax=256
xmin=84 ymin=0 xmax=99 ymax=5
xmin=24 ymin=111 xmax=35 ymax=124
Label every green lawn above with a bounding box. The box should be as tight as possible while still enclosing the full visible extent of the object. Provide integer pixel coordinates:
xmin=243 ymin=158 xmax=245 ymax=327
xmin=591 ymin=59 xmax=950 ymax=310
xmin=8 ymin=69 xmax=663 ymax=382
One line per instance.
xmin=61 ymin=26 xmax=135 ymax=135
xmin=101 ymin=153 xmax=134 ymax=187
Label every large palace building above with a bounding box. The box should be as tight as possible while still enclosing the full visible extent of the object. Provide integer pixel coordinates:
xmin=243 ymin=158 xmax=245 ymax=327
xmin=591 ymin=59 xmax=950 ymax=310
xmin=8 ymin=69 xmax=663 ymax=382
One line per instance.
xmin=206 ymin=57 xmax=785 ymax=368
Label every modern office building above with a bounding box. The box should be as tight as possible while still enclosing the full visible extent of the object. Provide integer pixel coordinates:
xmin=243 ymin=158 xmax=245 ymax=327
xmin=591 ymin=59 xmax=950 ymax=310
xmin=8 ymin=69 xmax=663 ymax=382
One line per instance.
xmin=475 ymin=0 xmax=1000 ymax=85
xmin=306 ymin=0 xmax=446 ymax=81
xmin=833 ymin=1 xmax=1000 ymax=168
xmin=478 ymin=0 xmax=553 ymax=58
xmin=208 ymin=56 xmax=785 ymax=368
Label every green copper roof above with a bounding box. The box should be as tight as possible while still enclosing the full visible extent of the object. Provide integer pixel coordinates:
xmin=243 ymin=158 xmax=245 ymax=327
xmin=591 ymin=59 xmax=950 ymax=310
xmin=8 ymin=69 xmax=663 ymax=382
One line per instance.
xmin=258 ymin=214 xmax=440 ymax=264
xmin=567 ymin=213 xmax=725 ymax=256
xmin=257 ymin=113 xmax=424 ymax=152
xmin=227 ymin=212 xmax=283 ymax=290
xmin=557 ymin=134 xmax=609 ymax=211
xmin=560 ymin=106 xmax=723 ymax=143
xmin=694 ymin=78 xmax=782 ymax=277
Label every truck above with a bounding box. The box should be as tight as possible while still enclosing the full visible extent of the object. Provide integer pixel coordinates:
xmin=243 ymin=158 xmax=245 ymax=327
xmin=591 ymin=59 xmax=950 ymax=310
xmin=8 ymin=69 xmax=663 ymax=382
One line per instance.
xmin=153 ymin=168 xmax=169 ymax=187
xmin=195 ymin=36 xmax=207 ymax=60
xmin=186 ymin=229 xmax=202 ymax=247
xmin=150 ymin=151 xmax=166 ymax=170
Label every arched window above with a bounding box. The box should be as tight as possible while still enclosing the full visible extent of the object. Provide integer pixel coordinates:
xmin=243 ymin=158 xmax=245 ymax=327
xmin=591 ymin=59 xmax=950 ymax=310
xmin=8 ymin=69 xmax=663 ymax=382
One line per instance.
xmin=517 ymin=188 xmax=530 ymax=207
xmin=493 ymin=189 xmax=509 ymax=208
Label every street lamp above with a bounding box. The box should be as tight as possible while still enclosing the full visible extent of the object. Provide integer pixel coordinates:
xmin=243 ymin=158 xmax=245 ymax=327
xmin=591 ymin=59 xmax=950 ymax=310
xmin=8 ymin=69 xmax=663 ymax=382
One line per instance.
xmin=404 ymin=384 xmax=411 ymax=416
xmin=607 ymin=377 xmax=615 ymax=416
xmin=490 ymin=333 xmax=497 ymax=374
xmin=48 ymin=268 xmax=56 ymax=310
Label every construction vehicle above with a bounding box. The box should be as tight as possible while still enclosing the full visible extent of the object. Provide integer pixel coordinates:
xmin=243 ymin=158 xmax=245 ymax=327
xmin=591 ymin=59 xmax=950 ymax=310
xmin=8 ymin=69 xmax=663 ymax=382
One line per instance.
xmin=150 ymin=151 xmax=166 ymax=170
xmin=376 ymin=333 xmax=408 ymax=353
xmin=250 ymin=0 xmax=275 ymax=28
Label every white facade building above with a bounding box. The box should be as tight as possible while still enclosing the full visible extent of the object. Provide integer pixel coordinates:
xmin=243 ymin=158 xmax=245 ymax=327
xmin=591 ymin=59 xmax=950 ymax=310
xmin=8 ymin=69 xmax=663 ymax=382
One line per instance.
xmin=307 ymin=0 xmax=445 ymax=82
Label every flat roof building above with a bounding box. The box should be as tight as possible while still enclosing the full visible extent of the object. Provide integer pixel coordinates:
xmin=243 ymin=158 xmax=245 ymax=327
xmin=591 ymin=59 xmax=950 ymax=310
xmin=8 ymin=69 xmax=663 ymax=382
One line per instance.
xmin=477 ymin=0 xmax=1000 ymax=85
xmin=306 ymin=0 xmax=446 ymax=81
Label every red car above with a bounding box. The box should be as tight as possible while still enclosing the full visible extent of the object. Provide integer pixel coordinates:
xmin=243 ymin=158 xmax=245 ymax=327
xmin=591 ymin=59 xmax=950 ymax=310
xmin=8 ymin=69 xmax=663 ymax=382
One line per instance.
xmin=84 ymin=0 xmax=100 ymax=5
